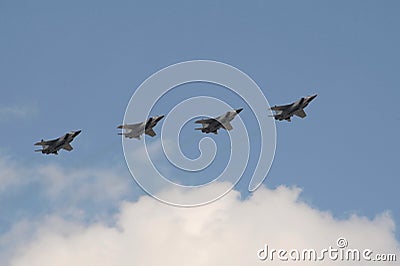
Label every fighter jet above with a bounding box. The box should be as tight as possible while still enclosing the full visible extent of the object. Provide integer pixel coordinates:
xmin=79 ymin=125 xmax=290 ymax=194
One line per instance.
xmin=270 ymin=94 xmax=317 ymax=122
xmin=195 ymin=108 xmax=243 ymax=134
xmin=117 ymin=115 xmax=165 ymax=139
xmin=34 ymin=130 xmax=81 ymax=155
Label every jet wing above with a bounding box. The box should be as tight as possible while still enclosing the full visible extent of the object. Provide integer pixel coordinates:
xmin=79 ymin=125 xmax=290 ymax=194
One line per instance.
xmin=145 ymin=128 xmax=156 ymax=137
xmin=270 ymin=104 xmax=291 ymax=111
xmin=294 ymin=109 xmax=307 ymax=118
xmin=222 ymin=121 xmax=233 ymax=131
xmin=34 ymin=138 xmax=58 ymax=146
xmin=63 ymin=143 xmax=73 ymax=151
xmin=117 ymin=122 xmax=143 ymax=129
xmin=194 ymin=118 xmax=216 ymax=125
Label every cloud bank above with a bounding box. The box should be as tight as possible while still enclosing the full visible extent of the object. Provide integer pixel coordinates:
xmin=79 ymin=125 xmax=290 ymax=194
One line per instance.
xmin=0 ymin=104 xmax=37 ymax=121
xmin=2 ymin=178 xmax=398 ymax=266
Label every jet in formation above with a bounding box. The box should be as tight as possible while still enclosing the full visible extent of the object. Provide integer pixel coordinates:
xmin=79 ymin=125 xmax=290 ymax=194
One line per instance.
xmin=117 ymin=115 xmax=165 ymax=139
xmin=195 ymin=108 xmax=243 ymax=134
xmin=270 ymin=94 xmax=317 ymax=122
xmin=34 ymin=130 xmax=81 ymax=155
xmin=34 ymin=94 xmax=317 ymax=154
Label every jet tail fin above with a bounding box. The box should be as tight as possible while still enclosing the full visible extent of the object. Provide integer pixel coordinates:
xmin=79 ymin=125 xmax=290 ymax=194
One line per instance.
xmin=34 ymin=141 xmax=44 ymax=146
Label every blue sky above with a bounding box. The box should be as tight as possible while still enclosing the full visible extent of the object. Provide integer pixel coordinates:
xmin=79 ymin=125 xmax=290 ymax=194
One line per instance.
xmin=0 ymin=1 xmax=399 ymax=263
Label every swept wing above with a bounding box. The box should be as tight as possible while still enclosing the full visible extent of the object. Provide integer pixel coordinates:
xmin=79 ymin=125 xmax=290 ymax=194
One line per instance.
xmin=63 ymin=143 xmax=73 ymax=151
xmin=270 ymin=104 xmax=292 ymax=111
xmin=117 ymin=122 xmax=143 ymax=130
xmin=146 ymin=128 xmax=156 ymax=137
xmin=222 ymin=121 xmax=233 ymax=130
xmin=294 ymin=109 xmax=307 ymax=118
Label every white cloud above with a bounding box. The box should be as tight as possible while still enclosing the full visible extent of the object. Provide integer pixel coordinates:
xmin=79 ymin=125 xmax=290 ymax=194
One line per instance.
xmin=0 ymin=157 xmax=132 ymax=205
xmin=0 ymin=156 xmax=34 ymax=190
xmin=0 ymin=156 xmax=136 ymax=264
xmin=1 ymin=155 xmax=398 ymax=265
xmin=0 ymin=155 xmax=137 ymax=231
xmin=0 ymin=104 xmax=37 ymax=121
xmin=35 ymin=164 xmax=131 ymax=203
xmin=0 ymin=157 xmax=20 ymax=189
xmin=3 ymin=184 xmax=399 ymax=266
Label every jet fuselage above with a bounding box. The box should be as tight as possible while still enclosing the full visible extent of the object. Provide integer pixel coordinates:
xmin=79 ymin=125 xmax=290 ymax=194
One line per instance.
xmin=36 ymin=130 xmax=81 ymax=155
xmin=196 ymin=108 xmax=242 ymax=134
xmin=272 ymin=94 xmax=317 ymax=121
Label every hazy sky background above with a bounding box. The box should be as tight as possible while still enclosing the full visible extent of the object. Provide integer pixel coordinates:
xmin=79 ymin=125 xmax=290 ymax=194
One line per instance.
xmin=0 ymin=1 xmax=399 ymax=264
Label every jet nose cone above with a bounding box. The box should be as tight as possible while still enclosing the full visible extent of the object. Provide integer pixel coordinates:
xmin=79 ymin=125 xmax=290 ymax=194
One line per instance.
xmin=74 ymin=130 xmax=82 ymax=136
xmin=309 ymin=94 xmax=317 ymax=101
xmin=235 ymin=108 xmax=243 ymax=114
xmin=156 ymin=115 xmax=165 ymax=121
